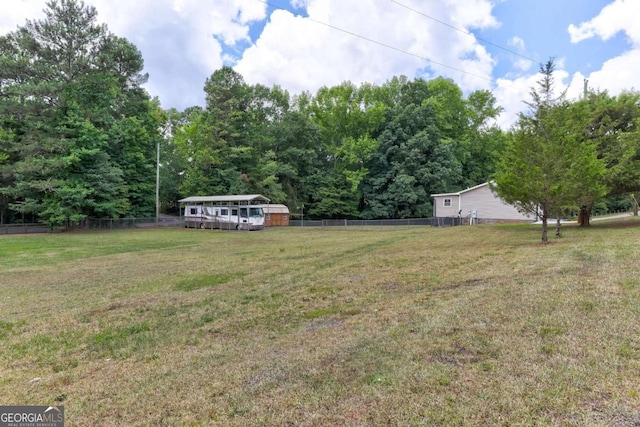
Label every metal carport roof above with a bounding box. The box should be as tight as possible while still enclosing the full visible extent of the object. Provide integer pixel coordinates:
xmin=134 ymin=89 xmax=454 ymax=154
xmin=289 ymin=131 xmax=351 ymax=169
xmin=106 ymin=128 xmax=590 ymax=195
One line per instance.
xmin=178 ymin=194 xmax=271 ymax=204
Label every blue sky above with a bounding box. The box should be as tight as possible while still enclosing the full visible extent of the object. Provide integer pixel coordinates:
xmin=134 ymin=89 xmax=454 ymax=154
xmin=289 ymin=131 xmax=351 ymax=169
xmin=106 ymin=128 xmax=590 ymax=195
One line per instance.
xmin=481 ymin=0 xmax=627 ymax=77
xmin=2 ymin=0 xmax=639 ymax=127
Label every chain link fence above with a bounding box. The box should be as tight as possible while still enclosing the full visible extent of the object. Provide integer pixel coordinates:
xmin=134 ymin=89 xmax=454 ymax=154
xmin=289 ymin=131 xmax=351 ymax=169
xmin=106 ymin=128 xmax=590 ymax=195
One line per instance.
xmin=289 ymin=217 xmax=461 ymax=227
xmin=0 ymin=223 xmax=63 ymax=235
xmin=84 ymin=217 xmax=160 ymax=230
xmin=2 ymin=215 xmax=550 ymax=235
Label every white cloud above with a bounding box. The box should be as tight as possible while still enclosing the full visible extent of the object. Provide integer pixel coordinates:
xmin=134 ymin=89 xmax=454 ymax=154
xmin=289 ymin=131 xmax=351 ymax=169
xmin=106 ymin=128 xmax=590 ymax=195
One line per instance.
xmin=445 ymin=0 xmax=500 ymax=30
xmin=0 ymin=2 xmax=46 ymax=34
xmin=566 ymin=0 xmax=640 ymax=103
xmin=236 ymin=0 xmax=498 ymax=96
xmin=504 ymin=37 xmax=533 ymax=72
xmin=493 ymin=75 xmax=536 ymax=129
xmin=487 ymin=1 xmax=640 ymax=128
xmin=2 ymin=0 xmax=515 ymax=121
xmin=493 ymin=68 xmax=576 ymax=129
xmin=11 ymin=0 xmax=619 ymax=130
xmin=508 ymin=36 xmax=525 ymax=51
xmin=583 ymin=50 xmax=640 ymax=93
xmin=1 ymin=0 xmax=267 ymax=110
xmin=511 ymin=59 xmax=532 ymax=73
xmin=568 ymin=0 xmax=640 ymax=47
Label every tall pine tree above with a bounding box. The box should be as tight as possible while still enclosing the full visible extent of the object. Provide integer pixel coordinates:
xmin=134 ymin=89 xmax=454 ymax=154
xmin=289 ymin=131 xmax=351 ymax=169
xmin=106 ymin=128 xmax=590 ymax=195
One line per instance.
xmin=0 ymin=0 xmax=159 ymax=225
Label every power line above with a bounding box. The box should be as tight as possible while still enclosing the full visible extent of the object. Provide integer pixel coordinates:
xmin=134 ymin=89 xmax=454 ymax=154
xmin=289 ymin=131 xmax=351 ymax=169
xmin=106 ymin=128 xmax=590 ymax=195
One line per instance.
xmin=254 ymin=0 xmax=497 ymax=84
xmin=389 ymin=0 xmax=538 ymax=64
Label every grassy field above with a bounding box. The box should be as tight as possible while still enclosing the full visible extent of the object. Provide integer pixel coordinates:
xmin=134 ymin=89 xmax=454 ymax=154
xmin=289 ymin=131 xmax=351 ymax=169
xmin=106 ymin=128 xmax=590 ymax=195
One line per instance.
xmin=1 ymin=218 xmax=640 ymax=426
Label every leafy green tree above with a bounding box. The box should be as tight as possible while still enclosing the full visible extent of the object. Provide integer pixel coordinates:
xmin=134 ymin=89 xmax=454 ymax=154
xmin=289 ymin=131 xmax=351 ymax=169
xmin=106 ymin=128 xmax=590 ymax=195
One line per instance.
xmin=269 ymin=108 xmax=324 ymax=213
xmin=306 ymin=81 xmax=386 ymax=216
xmin=581 ymin=90 xmax=640 ymax=220
xmin=424 ymin=77 xmax=467 ymax=145
xmin=241 ymin=84 xmax=293 ymax=202
xmin=361 ymin=77 xmax=462 ymax=218
xmin=174 ymin=107 xmax=240 ymax=196
xmin=459 ymin=90 xmax=506 ymax=188
xmin=0 ymin=127 xmax=17 ymax=223
xmin=156 ymin=108 xmax=188 ymax=213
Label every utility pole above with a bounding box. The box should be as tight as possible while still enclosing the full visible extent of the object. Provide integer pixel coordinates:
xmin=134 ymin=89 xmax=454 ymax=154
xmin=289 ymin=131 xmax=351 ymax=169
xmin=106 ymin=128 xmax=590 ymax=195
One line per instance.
xmin=583 ymin=79 xmax=589 ymax=99
xmin=155 ymin=141 xmax=160 ymax=227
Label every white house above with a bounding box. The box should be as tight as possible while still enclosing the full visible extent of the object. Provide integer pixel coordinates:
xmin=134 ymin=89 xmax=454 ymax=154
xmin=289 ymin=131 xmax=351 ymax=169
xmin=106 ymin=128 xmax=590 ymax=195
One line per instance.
xmin=431 ymin=182 xmax=536 ymax=223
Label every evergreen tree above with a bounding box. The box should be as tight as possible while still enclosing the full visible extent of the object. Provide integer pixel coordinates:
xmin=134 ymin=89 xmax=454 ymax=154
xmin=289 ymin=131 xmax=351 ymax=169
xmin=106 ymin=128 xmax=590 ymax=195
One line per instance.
xmin=493 ymin=59 xmax=605 ymax=243
xmin=0 ymin=0 xmax=159 ymax=225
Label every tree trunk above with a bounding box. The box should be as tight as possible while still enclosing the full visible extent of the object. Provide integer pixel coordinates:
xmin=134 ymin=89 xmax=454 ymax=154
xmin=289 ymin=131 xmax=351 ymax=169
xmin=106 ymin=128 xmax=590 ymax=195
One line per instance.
xmin=541 ymin=216 xmax=548 ymax=244
xmin=555 ymin=218 xmax=561 ymax=238
xmin=577 ymin=205 xmax=591 ymax=227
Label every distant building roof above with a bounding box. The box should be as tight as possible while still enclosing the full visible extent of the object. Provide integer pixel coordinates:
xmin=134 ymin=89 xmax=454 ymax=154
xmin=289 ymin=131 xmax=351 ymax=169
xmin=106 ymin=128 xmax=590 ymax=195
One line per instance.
xmin=430 ymin=182 xmax=491 ymax=198
xmin=259 ymin=204 xmax=290 ymax=214
xmin=179 ymin=194 xmax=270 ymax=204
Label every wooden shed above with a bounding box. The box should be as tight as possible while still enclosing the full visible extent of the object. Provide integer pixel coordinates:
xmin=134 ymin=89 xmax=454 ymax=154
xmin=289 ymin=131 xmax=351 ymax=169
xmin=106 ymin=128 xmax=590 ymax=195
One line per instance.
xmin=260 ymin=204 xmax=290 ymax=227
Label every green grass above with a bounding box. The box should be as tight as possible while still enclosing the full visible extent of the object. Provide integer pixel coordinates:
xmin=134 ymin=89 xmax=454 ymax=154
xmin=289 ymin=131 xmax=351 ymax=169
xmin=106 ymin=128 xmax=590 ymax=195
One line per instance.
xmin=1 ymin=218 xmax=640 ymax=426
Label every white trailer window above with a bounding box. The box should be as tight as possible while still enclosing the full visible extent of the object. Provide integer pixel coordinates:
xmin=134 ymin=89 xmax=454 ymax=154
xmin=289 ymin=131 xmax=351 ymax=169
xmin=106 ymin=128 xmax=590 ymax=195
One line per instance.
xmin=443 ymin=198 xmax=452 ymax=207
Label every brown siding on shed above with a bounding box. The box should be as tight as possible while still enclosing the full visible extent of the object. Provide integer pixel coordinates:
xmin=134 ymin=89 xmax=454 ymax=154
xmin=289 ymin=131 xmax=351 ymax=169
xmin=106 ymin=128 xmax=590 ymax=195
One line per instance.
xmin=265 ymin=213 xmax=289 ymax=227
xmin=260 ymin=204 xmax=290 ymax=227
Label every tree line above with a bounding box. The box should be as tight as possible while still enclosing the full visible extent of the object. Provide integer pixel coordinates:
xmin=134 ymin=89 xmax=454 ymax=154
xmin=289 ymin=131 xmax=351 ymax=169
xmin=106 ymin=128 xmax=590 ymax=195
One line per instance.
xmin=1 ymin=1 xmax=639 ymax=236
xmin=161 ymin=67 xmax=506 ymax=220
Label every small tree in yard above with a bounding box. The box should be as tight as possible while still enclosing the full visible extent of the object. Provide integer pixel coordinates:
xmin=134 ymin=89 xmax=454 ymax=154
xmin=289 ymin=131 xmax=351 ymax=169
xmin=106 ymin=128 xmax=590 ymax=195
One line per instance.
xmin=493 ymin=59 xmax=605 ymax=244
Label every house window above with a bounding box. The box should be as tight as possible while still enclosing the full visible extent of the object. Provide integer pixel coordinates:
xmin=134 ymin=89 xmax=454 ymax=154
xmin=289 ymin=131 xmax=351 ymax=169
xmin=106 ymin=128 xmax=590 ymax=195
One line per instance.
xmin=220 ymin=209 xmax=228 ymax=216
xmin=443 ymin=198 xmax=452 ymax=207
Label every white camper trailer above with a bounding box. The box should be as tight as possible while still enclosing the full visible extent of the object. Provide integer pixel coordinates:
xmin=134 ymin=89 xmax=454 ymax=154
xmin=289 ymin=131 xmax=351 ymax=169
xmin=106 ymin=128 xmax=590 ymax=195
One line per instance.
xmin=179 ymin=194 xmax=270 ymax=230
